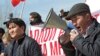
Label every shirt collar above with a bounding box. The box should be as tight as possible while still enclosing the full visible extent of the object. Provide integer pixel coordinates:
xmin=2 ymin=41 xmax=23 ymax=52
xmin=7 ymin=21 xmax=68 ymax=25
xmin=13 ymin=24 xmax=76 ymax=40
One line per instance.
xmin=83 ymin=21 xmax=95 ymax=38
xmin=15 ymin=34 xmax=26 ymax=45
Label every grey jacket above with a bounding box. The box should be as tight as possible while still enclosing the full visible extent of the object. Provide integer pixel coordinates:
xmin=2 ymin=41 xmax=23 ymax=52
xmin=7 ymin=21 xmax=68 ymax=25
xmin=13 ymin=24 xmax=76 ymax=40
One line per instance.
xmin=59 ymin=20 xmax=100 ymax=56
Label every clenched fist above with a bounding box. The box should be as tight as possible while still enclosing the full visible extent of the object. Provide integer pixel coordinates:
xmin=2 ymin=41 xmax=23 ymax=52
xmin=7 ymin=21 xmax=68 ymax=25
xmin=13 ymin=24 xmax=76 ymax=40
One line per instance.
xmin=70 ymin=29 xmax=79 ymax=42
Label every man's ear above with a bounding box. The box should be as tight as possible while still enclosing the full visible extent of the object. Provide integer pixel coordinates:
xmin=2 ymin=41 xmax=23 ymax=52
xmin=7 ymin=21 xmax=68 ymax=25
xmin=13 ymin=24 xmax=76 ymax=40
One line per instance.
xmin=21 ymin=26 xmax=25 ymax=31
xmin=85 ymin=13 xmax=91 ymax=20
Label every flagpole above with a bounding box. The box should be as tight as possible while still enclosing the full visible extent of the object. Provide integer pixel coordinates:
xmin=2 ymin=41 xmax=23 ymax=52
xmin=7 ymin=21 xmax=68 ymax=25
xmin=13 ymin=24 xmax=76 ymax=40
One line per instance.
xmin=20 ymin=1 xmax=26 ymax=19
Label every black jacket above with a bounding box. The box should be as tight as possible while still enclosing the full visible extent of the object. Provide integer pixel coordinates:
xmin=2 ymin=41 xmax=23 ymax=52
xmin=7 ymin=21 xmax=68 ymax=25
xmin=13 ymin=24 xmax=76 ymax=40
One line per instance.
xmin=0 ymin=39 xmax=4 ymax=54
xmin=59 ymin=20 xmax=100 ymax=56
xmin=5 ymin=34 xmax=42 ymax=56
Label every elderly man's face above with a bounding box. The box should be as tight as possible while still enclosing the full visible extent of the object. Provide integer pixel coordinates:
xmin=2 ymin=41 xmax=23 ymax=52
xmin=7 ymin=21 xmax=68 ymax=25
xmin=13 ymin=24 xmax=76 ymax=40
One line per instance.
xmin=70 ymin=13 xmax=90 ymax=34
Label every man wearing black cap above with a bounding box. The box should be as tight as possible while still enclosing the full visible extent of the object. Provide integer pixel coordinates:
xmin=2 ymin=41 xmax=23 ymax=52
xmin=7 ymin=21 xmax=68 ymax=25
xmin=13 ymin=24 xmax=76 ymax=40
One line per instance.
xmin=5 ymin=18 xmax=42 ymax=56
xmin=59 ymin=3 xmax=100 ymax=56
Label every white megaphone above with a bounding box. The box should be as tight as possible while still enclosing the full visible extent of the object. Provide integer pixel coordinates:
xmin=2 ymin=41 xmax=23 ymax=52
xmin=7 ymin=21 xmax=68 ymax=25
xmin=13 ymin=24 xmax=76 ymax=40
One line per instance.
xmin=43 ymin=8 xmax=67 ymax=30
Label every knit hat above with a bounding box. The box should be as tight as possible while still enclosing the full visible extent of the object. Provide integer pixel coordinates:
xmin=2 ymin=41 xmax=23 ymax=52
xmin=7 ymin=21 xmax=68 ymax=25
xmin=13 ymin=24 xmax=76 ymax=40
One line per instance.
xmin=66 ymin=3 xmax=90 ymax=20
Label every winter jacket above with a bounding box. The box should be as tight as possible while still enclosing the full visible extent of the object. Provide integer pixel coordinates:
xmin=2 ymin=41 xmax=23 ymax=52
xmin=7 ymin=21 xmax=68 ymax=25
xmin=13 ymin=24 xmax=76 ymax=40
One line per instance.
xmin=5 ymin=34 xmax=42 ymax=56
xmin=59 ymin=20 xmax=100 ymax=56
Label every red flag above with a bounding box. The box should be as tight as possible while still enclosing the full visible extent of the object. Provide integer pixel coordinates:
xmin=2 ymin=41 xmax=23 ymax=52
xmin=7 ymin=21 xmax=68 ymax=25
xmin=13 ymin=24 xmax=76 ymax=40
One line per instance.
xmin=11 ymin=0 xmax=20 ymax=7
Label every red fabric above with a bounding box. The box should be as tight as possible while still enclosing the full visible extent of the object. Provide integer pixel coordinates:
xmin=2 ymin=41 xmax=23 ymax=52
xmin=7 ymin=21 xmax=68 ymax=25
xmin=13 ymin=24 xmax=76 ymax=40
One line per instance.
xmin=11 ymin=0 xmax=20 ymax=7
xmin=21 ymin=0 xmax=25 ymax=1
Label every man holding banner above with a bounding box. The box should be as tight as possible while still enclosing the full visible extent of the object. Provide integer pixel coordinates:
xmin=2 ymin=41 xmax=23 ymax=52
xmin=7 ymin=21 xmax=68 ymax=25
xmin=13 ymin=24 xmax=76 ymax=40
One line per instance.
xmin=29 ymin=10 xmax=66 ymax=56
xmin=59 ymin=3 xmax=100 ymax=56
xmin=29 ymin=12 xmax=44 ymax=26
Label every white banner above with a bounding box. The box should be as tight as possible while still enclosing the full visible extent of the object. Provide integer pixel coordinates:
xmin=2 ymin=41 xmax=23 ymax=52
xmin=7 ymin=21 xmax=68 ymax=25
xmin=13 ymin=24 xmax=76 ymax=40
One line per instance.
xmin=85 ymin=0 xmax=100 ymax=23
xmin=29 ymin=26 xmax=65 ymax=56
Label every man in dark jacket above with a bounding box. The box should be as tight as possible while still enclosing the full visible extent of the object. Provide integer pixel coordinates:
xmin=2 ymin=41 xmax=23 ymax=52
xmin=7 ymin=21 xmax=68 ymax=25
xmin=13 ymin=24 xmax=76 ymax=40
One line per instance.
xmin=5 ymin=18 xmax=42 ymax=56
xmin=0 ymin=27 xmax=5 ymax=55
xmin=59 ymin=3 xmax=100 ymax=56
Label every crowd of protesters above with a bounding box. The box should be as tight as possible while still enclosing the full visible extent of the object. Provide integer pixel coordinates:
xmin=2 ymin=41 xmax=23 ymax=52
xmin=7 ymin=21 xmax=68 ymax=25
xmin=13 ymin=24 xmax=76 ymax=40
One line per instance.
xmin=0 ymin=3 xmax=100 ymax=56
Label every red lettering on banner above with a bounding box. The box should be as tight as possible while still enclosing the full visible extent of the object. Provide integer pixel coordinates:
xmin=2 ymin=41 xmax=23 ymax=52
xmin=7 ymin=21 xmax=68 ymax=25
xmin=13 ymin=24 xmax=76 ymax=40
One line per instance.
xmin=34 ymin=29 xmax=40 ymax=42
xmin=30 ymin=27 xmax=65 ymax=56
xmin=51 ymin=28 xmax=56 ymax=40
xmin=30 ymin=30 xmax=33 ymax=38
xmin=31 ymin=28 xmax=57 ymax=43
xmin=58 ymin=29 xmax=65 ymax=37
xmin=39 ymin=29 xmax=45 ymax=43
xmin=41 ymin=44 xmax=47 ymax=56
xmin=43 ymin=28 xmax=56 ymax=42
xmin=50 ymin=41 xmax=61 ymax=55
xmin=43 ymin=28 xmax=51 ymax=42
xmin=58 ymin=42 xmax=62 ymax=55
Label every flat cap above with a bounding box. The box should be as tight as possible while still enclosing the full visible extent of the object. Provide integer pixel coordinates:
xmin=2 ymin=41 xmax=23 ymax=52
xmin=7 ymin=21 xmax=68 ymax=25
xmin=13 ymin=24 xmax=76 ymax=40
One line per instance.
xmin=66 ymin=3 xmax=90 ymax=20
